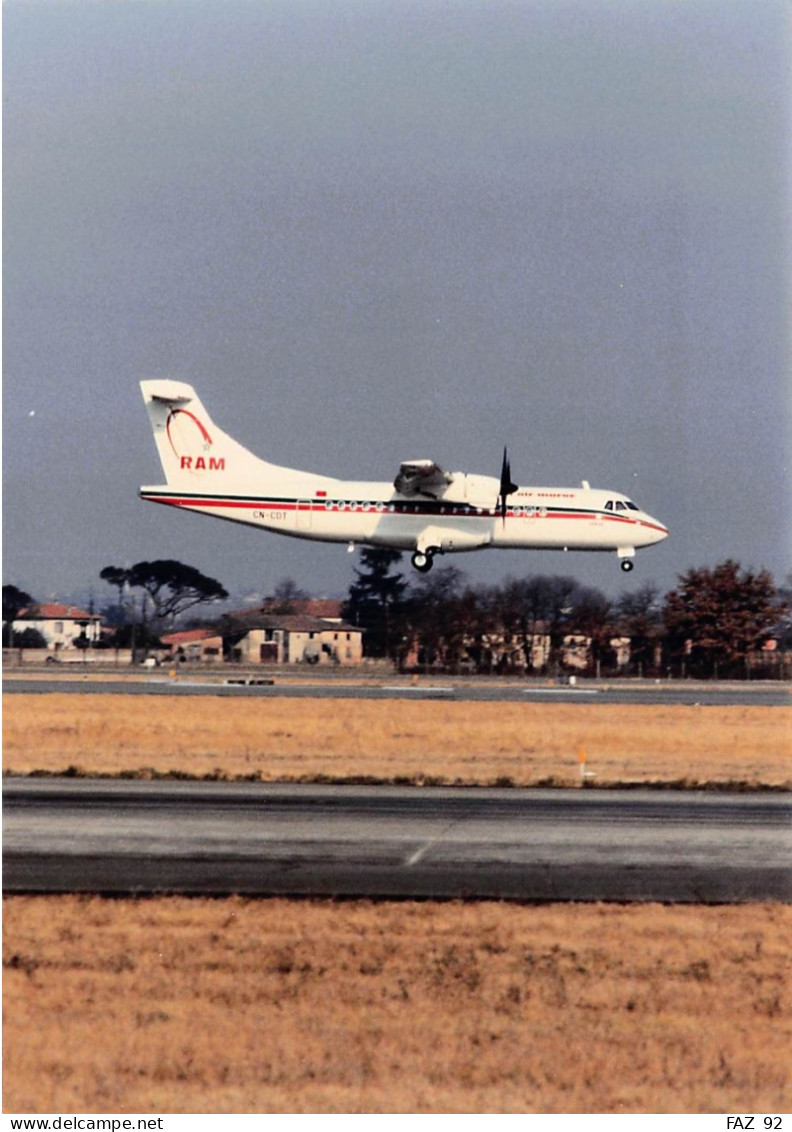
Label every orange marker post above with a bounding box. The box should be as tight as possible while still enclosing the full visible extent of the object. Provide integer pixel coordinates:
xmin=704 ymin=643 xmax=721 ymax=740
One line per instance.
xmin=579 ymin=746 xmax=596 ymax=785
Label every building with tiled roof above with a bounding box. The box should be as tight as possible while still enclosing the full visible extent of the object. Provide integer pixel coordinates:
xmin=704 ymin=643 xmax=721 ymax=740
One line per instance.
xmin=13 ymin=603 xmax=103 ymax=651
xmin=159 ymin=627 xmax=223 ymax=663
xmin=223 ymin=611 xmax=363 ymax=665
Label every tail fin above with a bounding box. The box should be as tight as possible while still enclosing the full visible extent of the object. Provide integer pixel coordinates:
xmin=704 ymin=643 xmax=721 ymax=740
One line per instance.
xmin=140 ymin=379 xmax=267 ymax=488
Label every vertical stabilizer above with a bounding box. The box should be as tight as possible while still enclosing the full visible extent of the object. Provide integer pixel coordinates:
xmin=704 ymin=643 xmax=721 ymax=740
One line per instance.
xmin=140 ymin=379 xmax=270 ymax=488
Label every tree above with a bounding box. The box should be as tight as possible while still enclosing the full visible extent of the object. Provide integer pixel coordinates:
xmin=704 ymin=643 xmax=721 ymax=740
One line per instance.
xmin=99 ymin=566 xmax=129 ymax=605
xmin=3 ymin=585 xmax=33 ymax=648
xmin=493 ymin=575 xmax=610 ymax=674
xmin=100 ymin=560 xmax=228 ymax=629
xmin=13 ymin=627 xmax=47 ymax=649
xmin=99 ymin=566 xmax=133 ymax=631
xmin=615 ymin=582 xmax=663 ymax=676
xmin=663 ymin=560 xmax=779 ymax=678
xmin=343 ymin=549 xmax=408 ymax=659
xmin=269 ymin=577 xmax=308 ymax=614
xmin=402 ymin=566 xmax=469 ymax=670
xmin=775 ymin=573 xmax=792 ymax=651
xmin=493 ymin=578 xmax=535 ymax=671
xmin=570 ymin=585 xmax=615 ymax=674
xmin=495 ymin=575 xmax=580 ymax=674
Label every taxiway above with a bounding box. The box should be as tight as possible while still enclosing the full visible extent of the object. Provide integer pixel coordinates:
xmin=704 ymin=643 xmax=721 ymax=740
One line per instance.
xmin=3 ymin=677 xmax=790 ymax=706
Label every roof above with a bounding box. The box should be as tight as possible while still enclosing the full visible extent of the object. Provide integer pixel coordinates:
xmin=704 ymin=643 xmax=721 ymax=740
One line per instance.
xmin=257 ymin=598 xmax=344 ymax=620
xmin=160 ymin=628 xmax=222 ymax=646
xmin=16 ymin=603 xmax=101 ymax=622
xmin=224 ymin=612 xmax=361 ymax=635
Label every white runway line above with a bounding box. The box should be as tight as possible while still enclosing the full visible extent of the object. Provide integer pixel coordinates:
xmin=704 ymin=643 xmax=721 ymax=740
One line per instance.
xmin=382 ymin=686 xmax=455 ymax=693
xmin=521 ymin=688 xmax=599 ymax=695
xmin=405 ymin=819 xmax=461 ymax=866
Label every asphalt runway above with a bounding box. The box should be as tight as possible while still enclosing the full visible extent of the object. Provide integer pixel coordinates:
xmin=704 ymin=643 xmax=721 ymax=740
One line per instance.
xmin=4 ymin=778 xmax=790 ymax=902
xmin=3 ymin=677 xmax=790 ymax=705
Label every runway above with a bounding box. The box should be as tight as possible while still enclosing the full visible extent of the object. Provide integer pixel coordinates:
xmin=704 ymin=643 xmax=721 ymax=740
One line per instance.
xmin=4 ymin=676 xmax=791 ymax=706
xmin=4 ymin=778 xmax=790 ymax=902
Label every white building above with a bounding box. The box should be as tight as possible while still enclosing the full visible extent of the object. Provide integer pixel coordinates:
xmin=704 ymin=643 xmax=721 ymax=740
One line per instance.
xmin=12 ymin=603 xmax=103 ymax=652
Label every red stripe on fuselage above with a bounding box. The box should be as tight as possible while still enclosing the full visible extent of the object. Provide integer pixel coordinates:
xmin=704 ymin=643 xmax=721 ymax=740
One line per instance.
xmin=141 ymin=493 xmax=666 ymax=533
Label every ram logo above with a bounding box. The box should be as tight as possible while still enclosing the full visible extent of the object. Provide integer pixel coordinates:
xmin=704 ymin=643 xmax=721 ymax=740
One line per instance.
xmin=179 ymin=455 xmax=225 ymax=471
xmin=166 ymin=409 xmax=226 ymax=474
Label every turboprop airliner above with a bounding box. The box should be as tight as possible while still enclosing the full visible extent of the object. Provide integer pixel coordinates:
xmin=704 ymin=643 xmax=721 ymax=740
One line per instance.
xmin=139 ymin=380 xmax=668 ymax=573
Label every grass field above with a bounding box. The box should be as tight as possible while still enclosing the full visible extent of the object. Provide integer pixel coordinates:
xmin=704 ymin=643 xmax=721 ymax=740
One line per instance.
xmin=3 ymin=897 xmax=790 ymax=1114
xmin=3 ymin=693 xmax=791 ymax=787
xmin=3 ymin=690 xmax=790 ymax=1114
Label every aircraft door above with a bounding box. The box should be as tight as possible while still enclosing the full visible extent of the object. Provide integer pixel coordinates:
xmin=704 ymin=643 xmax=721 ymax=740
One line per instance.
xmin=296 ymin=501 xmax=312 ymax=530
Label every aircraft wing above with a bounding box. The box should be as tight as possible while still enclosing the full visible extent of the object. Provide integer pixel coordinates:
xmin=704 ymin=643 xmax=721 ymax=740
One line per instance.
xmin=394 ymin=460 xmax=455 ymax=497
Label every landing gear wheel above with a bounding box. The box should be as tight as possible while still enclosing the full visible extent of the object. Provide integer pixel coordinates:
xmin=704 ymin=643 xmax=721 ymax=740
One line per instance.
xmin=411 ymin=549 xmax=435 ymax=573
xmin=620 ymin=559 xmax=634 ymax=572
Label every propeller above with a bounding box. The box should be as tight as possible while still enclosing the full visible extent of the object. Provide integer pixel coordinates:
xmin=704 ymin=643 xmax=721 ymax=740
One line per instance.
xmin=497 ymin=446 xmax=518 ymax=521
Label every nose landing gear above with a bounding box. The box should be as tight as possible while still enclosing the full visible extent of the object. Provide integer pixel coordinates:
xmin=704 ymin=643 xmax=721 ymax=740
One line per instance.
xmin=620 ymin=558 xmax=634 ymax=572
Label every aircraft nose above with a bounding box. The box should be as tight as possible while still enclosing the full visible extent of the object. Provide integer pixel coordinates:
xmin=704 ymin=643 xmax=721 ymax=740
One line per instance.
xmin=643 ymin=515 xmax=669 ymax=543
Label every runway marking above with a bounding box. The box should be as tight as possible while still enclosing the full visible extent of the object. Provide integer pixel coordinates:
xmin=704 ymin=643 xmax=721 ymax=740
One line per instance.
xmin=405 ymin=841 xmax=436 ymax=867
xmin=405 ymin=818 xmax=461 ymax=866
xmin=522 ymin=688 xmax=599 ymax=695
xmin=382 ymin=686 xmax=455 ymax=694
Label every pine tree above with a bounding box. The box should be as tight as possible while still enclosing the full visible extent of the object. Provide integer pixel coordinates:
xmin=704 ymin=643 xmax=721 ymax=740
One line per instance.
xmin=343 ymin=549 xmax=408 ymax=659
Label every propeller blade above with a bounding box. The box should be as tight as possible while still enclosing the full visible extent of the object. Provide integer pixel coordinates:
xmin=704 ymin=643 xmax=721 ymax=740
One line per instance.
xmin=498 ymin=447 xmax=518 ymax=520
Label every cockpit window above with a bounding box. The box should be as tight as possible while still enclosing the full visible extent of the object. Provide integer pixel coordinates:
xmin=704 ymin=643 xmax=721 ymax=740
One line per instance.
xmin=615 ymin=501 xmax=626 ymax=511
xmin=625 ymin=500 xmax=640 ymax=511
xmin=604 ymin=500 xmax=613 ymax=511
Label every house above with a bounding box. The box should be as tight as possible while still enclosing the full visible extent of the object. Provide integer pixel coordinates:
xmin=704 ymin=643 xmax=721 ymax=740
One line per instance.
xmin=402 ymin=622 xmax=631 ymax=674
xmin=223 ymin=611 xmax=363 ymax=665
xmin=12 ymin=603 xmax=103 ymax=653
xmin=160 ymin=628 xmax=224 ymax=664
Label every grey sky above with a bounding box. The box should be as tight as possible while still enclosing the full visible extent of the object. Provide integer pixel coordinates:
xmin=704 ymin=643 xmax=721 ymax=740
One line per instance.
xmin=4 ymin=0 xmax=790 ymax=610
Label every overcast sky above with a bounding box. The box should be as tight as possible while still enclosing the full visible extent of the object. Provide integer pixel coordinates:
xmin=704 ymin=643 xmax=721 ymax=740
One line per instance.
xmin=4 ymin=0 xmax=790 ymax=611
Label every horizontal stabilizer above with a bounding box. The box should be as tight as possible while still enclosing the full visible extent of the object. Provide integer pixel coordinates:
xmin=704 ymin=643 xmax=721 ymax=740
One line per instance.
xmin=144 ymin=379 xmax=196 ymax=405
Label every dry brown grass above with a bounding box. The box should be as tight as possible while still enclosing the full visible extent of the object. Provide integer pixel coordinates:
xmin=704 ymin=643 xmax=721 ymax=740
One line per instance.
xmin=3 ymin=694 xmax=791 ymax=787
xmin=3 ymin=896 xmax=790 ymax=1114
xmin=4 ymin=694 xmax=789 ymax=1113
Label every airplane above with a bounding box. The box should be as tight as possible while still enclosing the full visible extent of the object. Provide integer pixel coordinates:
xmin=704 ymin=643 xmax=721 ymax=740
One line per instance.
xmin=139 ymin=380 xmax=668 ymax=573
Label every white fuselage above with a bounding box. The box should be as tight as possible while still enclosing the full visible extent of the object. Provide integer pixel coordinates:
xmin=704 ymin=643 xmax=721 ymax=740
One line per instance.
xmin=138 ymin=379 xmax=668 ymax=570
xmin=140 ymin=469 xmax=668 ymax=557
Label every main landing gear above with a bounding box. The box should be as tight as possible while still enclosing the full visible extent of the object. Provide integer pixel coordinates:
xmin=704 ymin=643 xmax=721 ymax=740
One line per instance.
xmin=411 ymin=548 xmax=438 ymax=573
